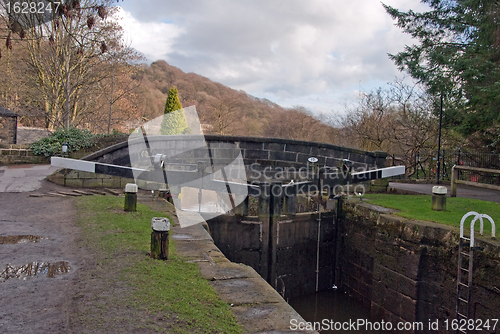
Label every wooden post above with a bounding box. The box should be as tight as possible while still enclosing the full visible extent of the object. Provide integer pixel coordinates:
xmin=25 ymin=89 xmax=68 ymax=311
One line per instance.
xmin=124 ymin=183 xmax=138 ymax=212
xmin=151 ymin=217 xmax=170 ymax=260
xmin=451 ymin=165 xmax=458 ymax=197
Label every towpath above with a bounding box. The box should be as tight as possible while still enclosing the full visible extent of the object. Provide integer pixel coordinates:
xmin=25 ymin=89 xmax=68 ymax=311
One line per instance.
xmin=0 ymin=164 xmax=83 ymax=333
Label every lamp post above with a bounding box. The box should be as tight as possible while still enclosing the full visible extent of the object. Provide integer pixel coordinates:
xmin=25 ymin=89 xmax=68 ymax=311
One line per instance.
xmin=436 ymin=95 xmax=443 ymax=184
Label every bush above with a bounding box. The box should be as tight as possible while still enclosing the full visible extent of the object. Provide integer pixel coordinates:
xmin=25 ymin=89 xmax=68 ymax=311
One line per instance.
xmin=31 ymin=127 xmax=97 ymax=157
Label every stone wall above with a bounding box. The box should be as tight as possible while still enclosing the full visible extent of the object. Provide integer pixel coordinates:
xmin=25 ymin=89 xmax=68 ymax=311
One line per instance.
xmin=206 ymin=209 xmax=338 ymax=300
xmin=0 ymin=114 xmax=17 ymax=145
xmin=168 ymin=204 xmax=318 ymax=333
xmin=47 ymin=168 xmax=134 ymax=189
xmin=51 ymin=135 xmax=387 ymax=190
xmin=341 ymin=200 xmax=500 ymax=333
xmin=86 ymin=135 xmax=388 ymax=175
xmin=0 ymin=145 xmax=49 ymax=164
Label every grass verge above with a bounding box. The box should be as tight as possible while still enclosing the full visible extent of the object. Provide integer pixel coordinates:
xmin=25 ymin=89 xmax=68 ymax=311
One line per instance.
xmin=363 ymin=194 xmax=499 ymax=235
xmin=73 ymin=195 xmax=242 ymax=334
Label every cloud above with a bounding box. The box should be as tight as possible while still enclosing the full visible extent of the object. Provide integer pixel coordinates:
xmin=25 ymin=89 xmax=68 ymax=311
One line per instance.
xmin=116 ymin=7 xmax=184 ymax=61
xmin=118 ymin=0 xmax=429 ymax=114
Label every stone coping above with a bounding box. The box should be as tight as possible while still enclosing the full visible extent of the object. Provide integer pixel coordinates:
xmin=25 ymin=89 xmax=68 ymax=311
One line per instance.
xmin=82 ymin=135 xmax=388 ymax=162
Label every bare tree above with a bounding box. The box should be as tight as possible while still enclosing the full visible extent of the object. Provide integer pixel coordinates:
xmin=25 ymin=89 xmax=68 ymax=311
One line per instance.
xmin=0 ymin=0 xmax=138 ymax=130
xmin=206 ymin=94 xmax=239 ymax=135
xmin=98 ymin=52 xmax=143 ymax=133
xmin=264 ymin=106 xmax=332 ymax=142
xmin=340 ymin=79 xmax=440 ymax=176
xmin=386 ymin=79 xmax=438 ymax=176
xmin=340 ymin=89 xmax=394 ymax=151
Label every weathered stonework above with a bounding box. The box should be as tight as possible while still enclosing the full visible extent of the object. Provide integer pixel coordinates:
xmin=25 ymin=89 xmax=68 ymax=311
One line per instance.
xmin=0 ymin=106 xmax=18 ymax=145
xmin=84 ymin=135 xmax=388 ymax=176
xmin=0 ymin=145 xmax=49 ymax=165
xmin=341 ymin=200 xmax=500 ymax=333
xmin=46 ymin=168 xmax=134 ymax=189
xmin=207 ymin=211 xmax=337 ymax=300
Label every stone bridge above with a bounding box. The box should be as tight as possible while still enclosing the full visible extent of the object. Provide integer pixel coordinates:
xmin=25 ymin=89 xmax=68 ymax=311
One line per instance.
xmin=50 ymin=135 xmax=389 ymax=189
xmin=83 ymin=134 xmax=387 ymax=173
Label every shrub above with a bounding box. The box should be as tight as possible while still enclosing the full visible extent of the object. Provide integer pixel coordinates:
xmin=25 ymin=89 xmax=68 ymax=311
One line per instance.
xmin=31 ymin=127 xmax=97 ymax=157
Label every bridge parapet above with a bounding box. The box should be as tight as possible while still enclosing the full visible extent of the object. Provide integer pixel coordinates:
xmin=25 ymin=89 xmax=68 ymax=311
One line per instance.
xmin=83 ymin=135 xmax=388 ymax=181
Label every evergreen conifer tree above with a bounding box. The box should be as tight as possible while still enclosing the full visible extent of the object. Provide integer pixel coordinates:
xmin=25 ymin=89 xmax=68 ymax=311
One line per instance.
xmin=384 ymin=0 xmax=500 ymax=149
xmin=160 ymin=86 xmax=189 ymax=135
xmin=164 ymin=86 xmax=183 ymax=114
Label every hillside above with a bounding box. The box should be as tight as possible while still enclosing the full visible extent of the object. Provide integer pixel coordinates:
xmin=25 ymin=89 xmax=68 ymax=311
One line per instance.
xmin=130 ymin=60 xmax=338 ymax=143
xmin=0 ymin=42 xmax=338 ymax=143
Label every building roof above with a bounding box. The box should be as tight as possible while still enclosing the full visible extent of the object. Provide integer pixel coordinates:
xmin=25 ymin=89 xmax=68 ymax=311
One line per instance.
xmin=0 ymin=106 xmax=18 ymax=117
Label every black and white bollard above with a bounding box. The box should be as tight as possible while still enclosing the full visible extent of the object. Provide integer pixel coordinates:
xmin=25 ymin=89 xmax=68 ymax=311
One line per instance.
xmin=432 ymin=186 xmax=447 ymax=211
xmin=124 ymin=183 xmax=138 ymax=212
xmin=150 ymin=217 xmax=170 ymax=260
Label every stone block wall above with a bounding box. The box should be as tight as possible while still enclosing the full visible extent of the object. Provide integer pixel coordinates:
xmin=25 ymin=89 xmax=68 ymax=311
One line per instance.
xmin=0 ymin=145 xmax=49 ymax=164
xmin=47 ymin=168 xmax=134 ymax=189
xmin=341 ymin=200 xmax=500 ymax=333
xmin=0 ymin=115 xmax=17 ymax=145
xmin=206 ymin=210 xmax=337 ymax=300
xmin=85 ymin=135 xmax=388 ymax=182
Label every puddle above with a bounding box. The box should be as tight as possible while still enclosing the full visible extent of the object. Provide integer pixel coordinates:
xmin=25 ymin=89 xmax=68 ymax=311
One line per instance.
xmin=0 ymin=235 xmax=46 ymax=244
xmin=1 ymin=261 xmax=70 ymax=281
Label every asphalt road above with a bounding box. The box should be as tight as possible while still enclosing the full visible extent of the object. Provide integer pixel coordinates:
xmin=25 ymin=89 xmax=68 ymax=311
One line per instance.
xmin=0 ymin=164 xmax=60 ymax=193
xmin=389 ymin=182 xmax=500 ymax=203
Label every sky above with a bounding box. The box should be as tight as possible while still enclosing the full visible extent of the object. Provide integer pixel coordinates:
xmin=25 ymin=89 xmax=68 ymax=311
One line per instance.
xmin=116 ymin=0 xmax=430 ymax=117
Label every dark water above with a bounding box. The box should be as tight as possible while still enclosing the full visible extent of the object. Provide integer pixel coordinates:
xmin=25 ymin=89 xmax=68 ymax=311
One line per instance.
xmin=289 ymin=289 xmax=379 ymax=333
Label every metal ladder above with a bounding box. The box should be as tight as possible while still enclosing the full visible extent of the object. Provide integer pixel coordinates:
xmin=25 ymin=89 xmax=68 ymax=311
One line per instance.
xmin=456 ymin=234 xmax=473 ymax=332
xmin=456 ymin=212 xmax=496 ymax=334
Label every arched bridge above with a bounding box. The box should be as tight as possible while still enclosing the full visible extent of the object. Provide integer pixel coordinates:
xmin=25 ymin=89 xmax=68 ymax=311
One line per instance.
xmin=83 ymin=134 xmax=388 ymax=174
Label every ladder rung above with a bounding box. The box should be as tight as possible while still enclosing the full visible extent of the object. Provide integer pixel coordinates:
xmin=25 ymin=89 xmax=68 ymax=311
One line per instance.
xmin=462 ymin=237 xmax=470 ymax=241
xmin=460 ymin=267 xmax=469 ymax=272
xmin=459 ymin=282 xmax=469 ymax=288
xmin=457 ymin=312 xmax=468 ymax=318
xmin=458 ymin=297 xmax=468 ymax=303
xmin=460 ymin=252 xmax=470 ymax=256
